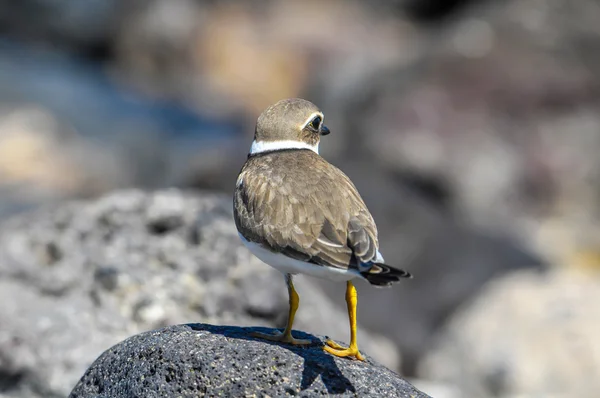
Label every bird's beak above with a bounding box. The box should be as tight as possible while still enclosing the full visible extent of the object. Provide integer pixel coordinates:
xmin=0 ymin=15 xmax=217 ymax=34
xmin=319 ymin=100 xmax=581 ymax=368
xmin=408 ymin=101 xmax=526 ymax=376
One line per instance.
xmin=320 ymin=125 xmax=330 ymax=136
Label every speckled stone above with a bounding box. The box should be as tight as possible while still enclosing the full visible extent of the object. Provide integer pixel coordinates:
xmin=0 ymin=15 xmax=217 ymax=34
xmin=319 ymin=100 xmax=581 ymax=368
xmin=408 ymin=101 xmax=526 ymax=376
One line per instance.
xmin=70 ymin=323 xmax=429 ymax=398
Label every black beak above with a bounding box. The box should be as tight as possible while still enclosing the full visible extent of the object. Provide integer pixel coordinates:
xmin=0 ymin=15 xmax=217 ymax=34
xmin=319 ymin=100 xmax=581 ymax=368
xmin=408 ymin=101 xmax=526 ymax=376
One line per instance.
xmin=320 ymin=125 xmax=330 ymax=136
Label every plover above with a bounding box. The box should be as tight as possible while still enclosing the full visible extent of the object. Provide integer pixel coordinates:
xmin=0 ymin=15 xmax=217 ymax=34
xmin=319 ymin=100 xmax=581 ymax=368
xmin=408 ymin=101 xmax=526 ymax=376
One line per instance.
xmin=234 ymin=98 xmax=411 ymax=360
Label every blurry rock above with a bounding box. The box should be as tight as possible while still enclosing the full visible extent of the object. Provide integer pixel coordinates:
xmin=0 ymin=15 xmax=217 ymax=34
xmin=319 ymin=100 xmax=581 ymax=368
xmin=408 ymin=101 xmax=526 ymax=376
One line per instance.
xmin=420 ymin=268 xmax=600 ymax=398
xmin=0 ymin=0 xmax=121 ymax=54
xmin=70 ymin=324 xmax=428 ymax=398
xmin=113 ymin=0 xmax=418 ymax=123
xmin=0 ymin=105 xmax=130 ymax=215
xmin=0 ymin=190 xmax=399 ymax=398
xmin=113 ymin=0 xmax=204 ymax=99
xmin=409 ymin=379 xmax=463 ymax=398
xmin=533 ymin=209 xmax=600 ymax=275
xmin=399 ymin=0 xmax=481 ymax=21
xmin=0 ymin=107 xmax=93 ymax=192
xmin=349 ymin=0 xmax=600 ymax=234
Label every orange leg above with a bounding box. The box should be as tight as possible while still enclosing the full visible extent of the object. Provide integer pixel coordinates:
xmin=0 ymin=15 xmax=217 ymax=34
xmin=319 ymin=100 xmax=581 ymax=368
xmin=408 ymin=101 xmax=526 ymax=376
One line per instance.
xmin=323 ymin=280 xmax=365 ymax=360
xmin=252 ymin=273 xmax=311 ymax=345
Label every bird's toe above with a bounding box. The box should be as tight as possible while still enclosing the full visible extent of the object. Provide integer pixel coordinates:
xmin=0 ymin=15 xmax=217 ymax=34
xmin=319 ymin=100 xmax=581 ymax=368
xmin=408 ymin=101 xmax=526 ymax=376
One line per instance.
xmin=323 ymin=343 xmax=365 ymax=361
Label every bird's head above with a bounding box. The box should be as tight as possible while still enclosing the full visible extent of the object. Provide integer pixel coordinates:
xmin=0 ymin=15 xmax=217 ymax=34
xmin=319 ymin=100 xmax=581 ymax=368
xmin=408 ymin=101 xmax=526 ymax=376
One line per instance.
xmin=250 ymin=98 xmax=330 ymax=155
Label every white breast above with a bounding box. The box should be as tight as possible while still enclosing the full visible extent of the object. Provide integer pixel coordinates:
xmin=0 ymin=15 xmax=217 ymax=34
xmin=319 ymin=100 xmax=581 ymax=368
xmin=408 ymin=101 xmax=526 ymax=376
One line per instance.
xmin=238 ymin=233 xmax=361 ymax=282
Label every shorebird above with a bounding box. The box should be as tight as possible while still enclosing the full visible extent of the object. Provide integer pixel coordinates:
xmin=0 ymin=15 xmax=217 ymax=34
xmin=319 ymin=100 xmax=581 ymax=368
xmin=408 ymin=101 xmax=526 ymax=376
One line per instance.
xmin=234 ymin=98 xmax=411 ymax=360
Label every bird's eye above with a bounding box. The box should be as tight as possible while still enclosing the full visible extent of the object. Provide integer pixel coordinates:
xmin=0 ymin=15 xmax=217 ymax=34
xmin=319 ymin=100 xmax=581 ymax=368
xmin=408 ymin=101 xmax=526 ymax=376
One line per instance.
xmin=310 ymin=116 xmax=322 ymax=130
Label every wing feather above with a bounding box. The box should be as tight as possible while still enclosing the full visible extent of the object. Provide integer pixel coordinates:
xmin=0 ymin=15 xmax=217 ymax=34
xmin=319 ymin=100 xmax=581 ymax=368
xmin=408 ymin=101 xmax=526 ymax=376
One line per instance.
xmin=234 ymin=151 xmax=380 ymax=270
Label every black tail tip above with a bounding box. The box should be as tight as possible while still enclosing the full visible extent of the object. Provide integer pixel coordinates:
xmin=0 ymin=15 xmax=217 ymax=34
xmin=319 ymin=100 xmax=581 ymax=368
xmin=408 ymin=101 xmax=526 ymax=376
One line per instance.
xmin=362 ymin=263 xmax=413 ymax=286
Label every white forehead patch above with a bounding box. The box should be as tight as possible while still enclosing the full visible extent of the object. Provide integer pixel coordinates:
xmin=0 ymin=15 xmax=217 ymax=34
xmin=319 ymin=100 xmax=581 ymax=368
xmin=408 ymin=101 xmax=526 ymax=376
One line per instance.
xmin=250 ymin=140 xmax=319 ymax=155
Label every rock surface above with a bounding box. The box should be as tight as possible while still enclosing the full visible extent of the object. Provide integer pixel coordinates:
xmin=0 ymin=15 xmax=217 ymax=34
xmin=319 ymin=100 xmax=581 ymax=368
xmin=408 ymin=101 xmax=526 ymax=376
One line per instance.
xmin=420 ymin=268 xmax=600 ymax=398
xmin=0 ymin=190 xmax=398 ymax=398
xmin=70 ymin=323 xmax=428 ymax=398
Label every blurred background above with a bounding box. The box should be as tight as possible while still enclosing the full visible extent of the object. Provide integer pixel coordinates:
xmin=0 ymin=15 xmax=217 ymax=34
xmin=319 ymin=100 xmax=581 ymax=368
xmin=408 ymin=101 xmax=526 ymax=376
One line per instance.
xmin=1 ymin=0 xmax=600 ymax=397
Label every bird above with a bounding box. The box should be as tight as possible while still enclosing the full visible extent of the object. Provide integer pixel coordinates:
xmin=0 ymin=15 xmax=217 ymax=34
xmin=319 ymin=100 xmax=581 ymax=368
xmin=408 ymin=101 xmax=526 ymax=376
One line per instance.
xmin=233 ymin=98 xmax=412 ymax=360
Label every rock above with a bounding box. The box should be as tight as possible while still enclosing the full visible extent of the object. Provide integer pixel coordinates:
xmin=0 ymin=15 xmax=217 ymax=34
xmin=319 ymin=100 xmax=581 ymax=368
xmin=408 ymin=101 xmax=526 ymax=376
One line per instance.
xmin=69 ymin=323 xmax=428 ymax=398
xmin=0 ymin=190 xmax=399 ymax=398
xmin=112 ymin=0 xmax=417 ymax=120
xmin=419 ymin=268 xmax=600 ymax=397
xmin=409 ymin=379 xmax=462 ymax=398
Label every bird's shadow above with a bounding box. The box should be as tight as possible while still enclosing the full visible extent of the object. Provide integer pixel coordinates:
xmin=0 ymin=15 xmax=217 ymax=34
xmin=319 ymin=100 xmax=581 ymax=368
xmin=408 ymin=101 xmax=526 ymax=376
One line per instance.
xmin=188 ymin=323 xmax=359 ymax=394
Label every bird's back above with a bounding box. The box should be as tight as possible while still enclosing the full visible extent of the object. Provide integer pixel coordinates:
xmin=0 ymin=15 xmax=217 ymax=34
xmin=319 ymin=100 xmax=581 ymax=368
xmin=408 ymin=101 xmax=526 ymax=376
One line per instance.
xmin=234 ymin=149 xmax=380 ymax=270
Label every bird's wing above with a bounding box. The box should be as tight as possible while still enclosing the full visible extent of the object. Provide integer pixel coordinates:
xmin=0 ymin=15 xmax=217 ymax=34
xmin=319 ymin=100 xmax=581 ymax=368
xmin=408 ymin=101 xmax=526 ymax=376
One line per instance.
xmin=234 ymin=151 xmax=380 ymax=270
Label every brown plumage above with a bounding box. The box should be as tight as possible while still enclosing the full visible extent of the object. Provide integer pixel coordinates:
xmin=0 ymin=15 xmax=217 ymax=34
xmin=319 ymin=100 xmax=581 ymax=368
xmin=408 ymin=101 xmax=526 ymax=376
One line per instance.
xmin=234 ymin=149 xmax=411 ymax=286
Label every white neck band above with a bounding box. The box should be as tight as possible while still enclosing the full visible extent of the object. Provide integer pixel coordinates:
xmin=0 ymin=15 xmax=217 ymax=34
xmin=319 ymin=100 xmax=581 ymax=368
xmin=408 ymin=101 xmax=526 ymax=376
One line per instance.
xmin=250 ymin=140 xmax=319 ymax=155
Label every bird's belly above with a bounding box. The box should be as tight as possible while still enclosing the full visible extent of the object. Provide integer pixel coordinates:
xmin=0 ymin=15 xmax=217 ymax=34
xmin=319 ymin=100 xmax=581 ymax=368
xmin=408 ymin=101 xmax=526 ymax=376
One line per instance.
xmin=239 ymin=233 xmax=359 ymax=282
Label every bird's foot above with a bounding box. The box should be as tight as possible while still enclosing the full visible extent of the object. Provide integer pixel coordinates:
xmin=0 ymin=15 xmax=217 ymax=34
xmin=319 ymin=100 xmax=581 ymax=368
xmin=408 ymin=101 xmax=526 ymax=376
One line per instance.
xmin=251 ymin=330 xmax=312 ymax=345
xmin=323 ymin=339 xmax=365 ymax=361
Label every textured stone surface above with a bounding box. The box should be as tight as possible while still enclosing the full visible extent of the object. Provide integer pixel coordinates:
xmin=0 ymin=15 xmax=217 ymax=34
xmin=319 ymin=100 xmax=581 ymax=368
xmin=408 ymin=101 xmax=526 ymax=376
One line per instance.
xmin=70 ymin=323 xmax=428 ymax=398
xmin=420 ymin=269 xmax=600 ymax=398
xmin=0 ymin=190 xmax=398 ymax=398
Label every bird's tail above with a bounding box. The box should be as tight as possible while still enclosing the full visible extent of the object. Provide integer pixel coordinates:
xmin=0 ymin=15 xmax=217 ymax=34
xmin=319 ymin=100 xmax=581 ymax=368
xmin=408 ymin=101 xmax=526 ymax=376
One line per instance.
xmin=361 ymin=263 xmax=412 ymax=287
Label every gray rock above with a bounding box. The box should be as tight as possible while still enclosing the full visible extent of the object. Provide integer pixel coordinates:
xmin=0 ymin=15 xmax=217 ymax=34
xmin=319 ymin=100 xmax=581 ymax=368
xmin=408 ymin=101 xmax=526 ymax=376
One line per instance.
xmin=0 ymin=190 xmax=399 ymax=398
xmin=69 ymin=323 xmax=428 ymax=398
xmin=420 ymin=269 xmax=600 ymax=397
